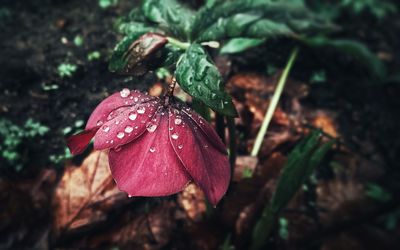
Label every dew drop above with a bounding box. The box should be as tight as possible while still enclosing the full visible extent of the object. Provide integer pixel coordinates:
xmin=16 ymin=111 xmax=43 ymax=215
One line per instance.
xmin=129 ymin=112 xmax=137 ymax=121
xmin=171 ymin=133 xmax=179 ymax=140
xmin=102 ymin=125 xmax=110 ymax=132
xmin=169 ymin=127 xmax=174 ymax=131
xmin=146 ymin=123 xmax=157 ymax=133
xmin=124 ymin=126 xmax=133 ymax=133
xmin=117 ymin=132 xmax=125 ymax=139
xmin=174 ymin=118 xmax=182 ymax=125
xmin=120 ymin=88 xmax=130 ymax=98
xmin=178 ymin=145 xmax=183 ymax=149
xmin=133 ymin=97 xmax=139 ymax=102
xmin=137 ymin=106 xmax=145 ymax=114
xmin=96 ymin=120 xmax=103 ymax=126
xmin=149 ymin=147 xmax=156 ymax=153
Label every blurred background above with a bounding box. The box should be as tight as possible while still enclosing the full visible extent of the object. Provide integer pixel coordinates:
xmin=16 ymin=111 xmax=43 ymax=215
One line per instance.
xmin=0 ymin=0 xmax=399 ymax=249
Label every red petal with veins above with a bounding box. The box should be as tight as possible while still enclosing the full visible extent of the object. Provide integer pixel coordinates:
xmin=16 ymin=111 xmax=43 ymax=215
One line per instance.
xmin=108 ymin=111 xmax=191 ymax=196
xmin=181 ymin=107 xmax=227 ymax=153
xmin=93 ymin=100 xmax=160 ymax=150
xmin=86 ymin=89 xmax=153 ymax=130
xmin=66 ymin=128 xmax=98 ymax=155
xmin=168 ymin=107 xmax=230 ymax=206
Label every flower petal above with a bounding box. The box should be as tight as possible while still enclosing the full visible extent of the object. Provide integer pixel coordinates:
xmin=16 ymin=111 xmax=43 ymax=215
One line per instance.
xmin=93 ymin=100 xmax=160 ymax=150
xmin=66 ymin=128 xmax=98 ymax=155
xmin=86 ymin=89 xmax=153 ymax=130
xmin=168 ymin=108 xmax=230 ymax=206
xmin=108 ymin=111 xmax=191 ymax=196
xmin=181 ymin=106 xmax=227 ymax=153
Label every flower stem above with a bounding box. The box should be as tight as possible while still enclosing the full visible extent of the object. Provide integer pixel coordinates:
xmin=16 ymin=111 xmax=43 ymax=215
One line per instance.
xmin=250 ymin=47 xmax=299 ymax=157
xmin=167 ymin=37 xmax=190 ymax=50
xmin=227 ymin=117 xmax=236 ymax=176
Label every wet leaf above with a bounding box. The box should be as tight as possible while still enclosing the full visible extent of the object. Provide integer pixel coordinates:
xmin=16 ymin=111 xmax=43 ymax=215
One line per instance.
xmin=175 ymin=44 xmax=238 ymax=116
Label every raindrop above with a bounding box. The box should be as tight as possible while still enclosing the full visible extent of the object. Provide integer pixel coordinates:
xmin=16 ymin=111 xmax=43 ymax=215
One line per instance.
xmin=171 ymin=133 xmax=179 ymax=140
xmin=120 ymin=88 xmax=130 ymax=98
xmin=174 ymin=118 xmax=182 ymax=125
xmin=125 ymin=126 xmax=133 ymax=133
xmin=115 ymin=120 xmax=120 ymax=125
xmin=211 ymin=93 xmax=217 ymax=99
xmin=146 ymin=123 xmax=157 ymax=133
xmin=102 ymin=125 xmax=110 ymax=132
xmin=110 ymin=140 xmax=114 ymax=144
xmin=96 ymin=120 xmax=103 ymax=126
xmin=117 ymin=132 xmax=125 ymax=139
xmin=134 ymin=97 xmax=139 ymax=102
xmin=169 ymin=127 xmax=174 ymax=131
xmin=178 ymin=145 xmax=183 ymax=149
xmin=149 ymin=147 xmax=156 ymax=153
xmin=137 ymin=106 xmax=145 ymax=114
xmin=129 ymin=112 xmax=137 ymax=121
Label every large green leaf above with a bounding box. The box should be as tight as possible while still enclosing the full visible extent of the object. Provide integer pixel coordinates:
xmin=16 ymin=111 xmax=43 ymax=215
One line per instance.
xmin=304 ymin=36 xmax=386 ymax=79
xmin=175 ymin=44 xmax=237 ymax=116
xmin=192 ymin=0 xmax=330 ymax=42
xmin=142 ymin=0 xmax=194 ymax=40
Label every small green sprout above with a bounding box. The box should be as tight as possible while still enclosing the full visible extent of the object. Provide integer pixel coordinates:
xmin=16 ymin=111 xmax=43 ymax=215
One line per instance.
xmin=57 ymin=63 xmax=77 ymax=78
xmin=99 ymin=0 xmax=118 ymax=9
xmin=87 ymin=51 xmax=101 ymax=61
xmin=73 ymin=35 xmax=84 ymax=46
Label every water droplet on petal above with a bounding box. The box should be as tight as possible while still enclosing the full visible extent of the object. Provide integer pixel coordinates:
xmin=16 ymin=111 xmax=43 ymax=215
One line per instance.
xmin=129 ymin=112 xmax=137 ymax=121
xmin=96 ymin=120 xmax=103 ymax=126
xmin=102 ymin=125 xmax=110 ymax=132
xmin=120 ymin=88 xmax=130 ymax=98
xmin=125 ymin=126 xmax=133 ymax=133
xmin=178 ymin=145 xmax=183 ymax=149
xmin=169 ymin=127 xmax=174 ymax=131
xmin=171 ymin=133 xmax=179 ymax=140
xmin=204 ymin=144 xmax=209 ymax=148
xmin=134 ymin=97 xmax=139 ymax=102
xmin=137 ymin=106 xmax=145 ymax=114
xmin=117 ymin=132 xmax=125 ymax=139
xmin=174 ymin=118 xmax=182 ymax=125
xmin=146 ymin=123 xmax=157 ymax=133
xmin=149 ymin=147 xmax=156 ymax=153
xmin=114 ymin=146 xmax=122 ymax=152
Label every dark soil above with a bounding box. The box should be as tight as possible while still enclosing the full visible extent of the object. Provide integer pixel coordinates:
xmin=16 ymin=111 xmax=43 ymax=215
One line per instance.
xmin=0 ymin=0 xmax=399 ymax=249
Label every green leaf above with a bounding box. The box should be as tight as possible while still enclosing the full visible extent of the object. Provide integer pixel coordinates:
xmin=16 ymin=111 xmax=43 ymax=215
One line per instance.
xmin=117 ymin=21 xmax=157 ymax=35
xmin=250 ymin=131 xmax=334 ymax=250
xmin=192 ymin=0 xmax=330 ymax=42
xmin=142 ymin=0 xmax=194 ymax=40
xmin=175 ymin=44 xmax=237 ymax=116
xmin=304 ymin=36 xmax=386 ymax=79
xmin=220 ymin=38 xmax=265 ymax=54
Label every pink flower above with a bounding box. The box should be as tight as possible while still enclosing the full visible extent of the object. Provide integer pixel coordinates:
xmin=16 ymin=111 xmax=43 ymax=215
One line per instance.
xmin=67 ymin=89 xmax=230 ymax=205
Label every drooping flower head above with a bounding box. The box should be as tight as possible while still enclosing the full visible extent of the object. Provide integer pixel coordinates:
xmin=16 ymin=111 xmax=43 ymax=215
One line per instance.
xmin=67 ymin=89 xmax=230 ymax=205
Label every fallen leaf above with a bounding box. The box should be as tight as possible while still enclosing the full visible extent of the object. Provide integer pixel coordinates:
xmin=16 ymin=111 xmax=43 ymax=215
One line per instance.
xmin=53 ymin=151 xmax=126 ymax=235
